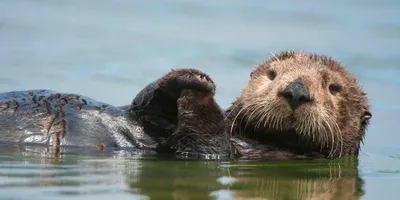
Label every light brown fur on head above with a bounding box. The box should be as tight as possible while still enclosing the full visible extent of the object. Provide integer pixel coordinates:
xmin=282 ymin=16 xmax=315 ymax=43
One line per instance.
xmin=228 ymin=51 xmax=371 ymax=158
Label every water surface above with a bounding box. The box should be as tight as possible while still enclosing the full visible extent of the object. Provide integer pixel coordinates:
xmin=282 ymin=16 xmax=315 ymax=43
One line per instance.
xmin=0 ymin=0 xmax=399 ymax=199
xmin=0 ymin=144 xmax=364 ymax=200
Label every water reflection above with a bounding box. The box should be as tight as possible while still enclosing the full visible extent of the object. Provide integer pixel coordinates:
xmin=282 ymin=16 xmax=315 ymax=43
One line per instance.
xmin=0 ymin=144 xmax=363 ymax=200
xmin=222 ymin=159 xmax=364 ymax=200
xmin=126 ymin=155 xmax=363 ymax=199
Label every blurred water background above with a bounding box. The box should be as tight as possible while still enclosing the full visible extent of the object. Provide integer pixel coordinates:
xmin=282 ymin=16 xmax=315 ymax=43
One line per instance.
xmin=0 ymin=0 xmax=399 ymax=199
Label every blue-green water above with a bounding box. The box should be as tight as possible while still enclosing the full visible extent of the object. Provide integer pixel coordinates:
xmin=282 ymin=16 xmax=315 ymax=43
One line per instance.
xmin=0 ymin=144 xmax=363 ymax=200
xmin=0 ymin=0 xmax=399 ymax=199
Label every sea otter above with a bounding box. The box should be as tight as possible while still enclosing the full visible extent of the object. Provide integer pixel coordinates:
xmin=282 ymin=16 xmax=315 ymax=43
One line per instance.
xmin=0 ymin=51 xmax=371 ymax=159
xmin=0 ymin=69 xmax=229 ymax=157
xmin=226 ymin=51 xmax=372 ymax=159
xmin=122 ymin=51 xmax=371 ymax=159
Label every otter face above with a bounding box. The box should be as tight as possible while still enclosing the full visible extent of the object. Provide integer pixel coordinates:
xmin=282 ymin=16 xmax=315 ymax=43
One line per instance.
xmin=236 ymin=51 xmax=371 ymax=157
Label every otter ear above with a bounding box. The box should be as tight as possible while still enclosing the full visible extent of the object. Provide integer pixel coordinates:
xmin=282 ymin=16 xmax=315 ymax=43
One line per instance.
xmin=364 ymin=111 xmax=372 ymax=119
xmin=361 ymin=110 xmax=372 ymax=125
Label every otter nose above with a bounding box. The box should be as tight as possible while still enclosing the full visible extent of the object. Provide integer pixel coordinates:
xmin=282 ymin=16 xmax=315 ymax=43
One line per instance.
xmin=281 ymin=80 xmax=311 ymax=110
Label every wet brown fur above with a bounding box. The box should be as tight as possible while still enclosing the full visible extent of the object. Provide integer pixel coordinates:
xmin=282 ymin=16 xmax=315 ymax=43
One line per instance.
xmin=130 ymin=68 xmax=229 ymax=156
xmin=171 ymin=89 xmax=229 ymax=155
xmin=226 ymin=51 xmax=371 ymax=158
xmin=157 ymin=69 xmax=229 ymax=156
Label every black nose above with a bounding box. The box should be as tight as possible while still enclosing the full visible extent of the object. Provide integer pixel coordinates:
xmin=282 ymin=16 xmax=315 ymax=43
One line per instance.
xmin=281 ymin=80 xmax=311 ymax=110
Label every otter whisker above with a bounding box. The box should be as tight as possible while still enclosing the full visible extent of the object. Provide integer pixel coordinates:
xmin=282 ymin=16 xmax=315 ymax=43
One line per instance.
xmin=319 ymin=114 xmax=328 ymax=147
xmin=306 ymin=112 xmax=314 ymax=141
xmin=324 ymin=111 xmax=343 ymax=157
xmin=242 ymin=98 xmax=276 ymax=131
xmin=261 ymin=104 xmax=274 ymax=129
xmin=254 ymin=103 xmax=274 ymax=130
xmin=316 ymin=117 xmax=324 ymax=145
xmin=271 ymin=104 xmax=286 ymax=130
xmin=277 ymin=112 xmax=283 ymax=130
xmin=334 ymin=122 xmax=343 ymax=157
xmin=318 ymin=112 xmax=328 ymax=146
xmin=270 ymin=52 xmax=281 ymax=64
xmin=255 ymin=108 xmax=267 ymax=129
xmin=262 ymin=109 xmax=270 ymax=128
xmin=328 ymin=117 xmax=338 ymax=156
xmin=320 ymin=112 xmax=329 ymax=147
xmin=230 ymin=103 xmax=252 ymax=134
xmin=266 ymin=106 xmax=279 ymax=130
xmin=312 ymin=112 xmax=318 ymax=139
xmin=320 ymin=110 xmax=343 ymax=157
xmin=296 ymin=112 xmax=312 ymax=140
xmin=321 ymin=113 xmax=335 ymax=157
xmin=275 ymin=114 xmax=283 ymax=130
xmin=229 ymin=98 xmax=265 ymax=131
xmin=267 ymin=107 xmax=277 ymax=130
xmin=245 ymin=103 xmax=265 ymax=131
xmin=224 ymin=101 xmax=242 ymax=120
xmin=273 ymin=110 xmax=282 ymax=130
xmin=254 ymin=109 xmax=266 ymax=130
xmin=330 ymin=114 xmax=341 ymax=155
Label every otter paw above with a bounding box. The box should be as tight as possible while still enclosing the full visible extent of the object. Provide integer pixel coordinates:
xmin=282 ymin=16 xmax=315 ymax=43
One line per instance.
xmin=159 ymin=68 xmax=215 ymax=94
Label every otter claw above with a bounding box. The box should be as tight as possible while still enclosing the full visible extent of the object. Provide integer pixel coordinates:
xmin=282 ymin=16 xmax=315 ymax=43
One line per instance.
xmin=195 ymin=74 xmax=205 ymax=82
xmin=172 ymin=69 xmax=215 ymax=93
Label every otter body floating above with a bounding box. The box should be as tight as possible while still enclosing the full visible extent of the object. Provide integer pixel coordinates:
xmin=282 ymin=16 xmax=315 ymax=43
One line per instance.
xmin=0 ymin=90 xmax=147 ymax=148
xmin=0 ymin=51 xmax=371 ymax=159
xmin=0 ymin=69 xmax=230 ymax=157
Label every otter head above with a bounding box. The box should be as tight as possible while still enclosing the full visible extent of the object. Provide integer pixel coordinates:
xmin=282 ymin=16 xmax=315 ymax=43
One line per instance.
xmin=235 ymin=51 xmax=371 ymax=157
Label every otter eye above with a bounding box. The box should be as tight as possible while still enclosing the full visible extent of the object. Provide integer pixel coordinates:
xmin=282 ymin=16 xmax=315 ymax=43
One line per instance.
xmin=329 ymin=83 xmax=342 ymax=95
xmin=267 ymin=70 xmax=276 ymax=80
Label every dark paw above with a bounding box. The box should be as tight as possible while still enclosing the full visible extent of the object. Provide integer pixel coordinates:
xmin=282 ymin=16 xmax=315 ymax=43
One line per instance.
xmin=129 ymin=68 xmax=217 ymax=137
xmin=159 ymin=68 xmax=215 ymax=95
xmin=130 ymin=68 xmax=216 ymax=113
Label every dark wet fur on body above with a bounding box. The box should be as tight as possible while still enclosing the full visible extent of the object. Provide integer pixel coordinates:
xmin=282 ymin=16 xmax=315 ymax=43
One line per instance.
xmin=171 ymin=89 xmax=230 ymax=156
xmin=0 ymin=90 xmax=153 ymax=153
xmin=0 ymin=68 xmax=228 ymax=158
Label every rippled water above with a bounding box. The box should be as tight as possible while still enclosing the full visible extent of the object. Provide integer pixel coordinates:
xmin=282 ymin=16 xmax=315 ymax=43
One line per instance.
xmin=0 ymin=144 xmax=364 ymax=200
xmin=0 ymin=0 xmax=399 ymax=199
